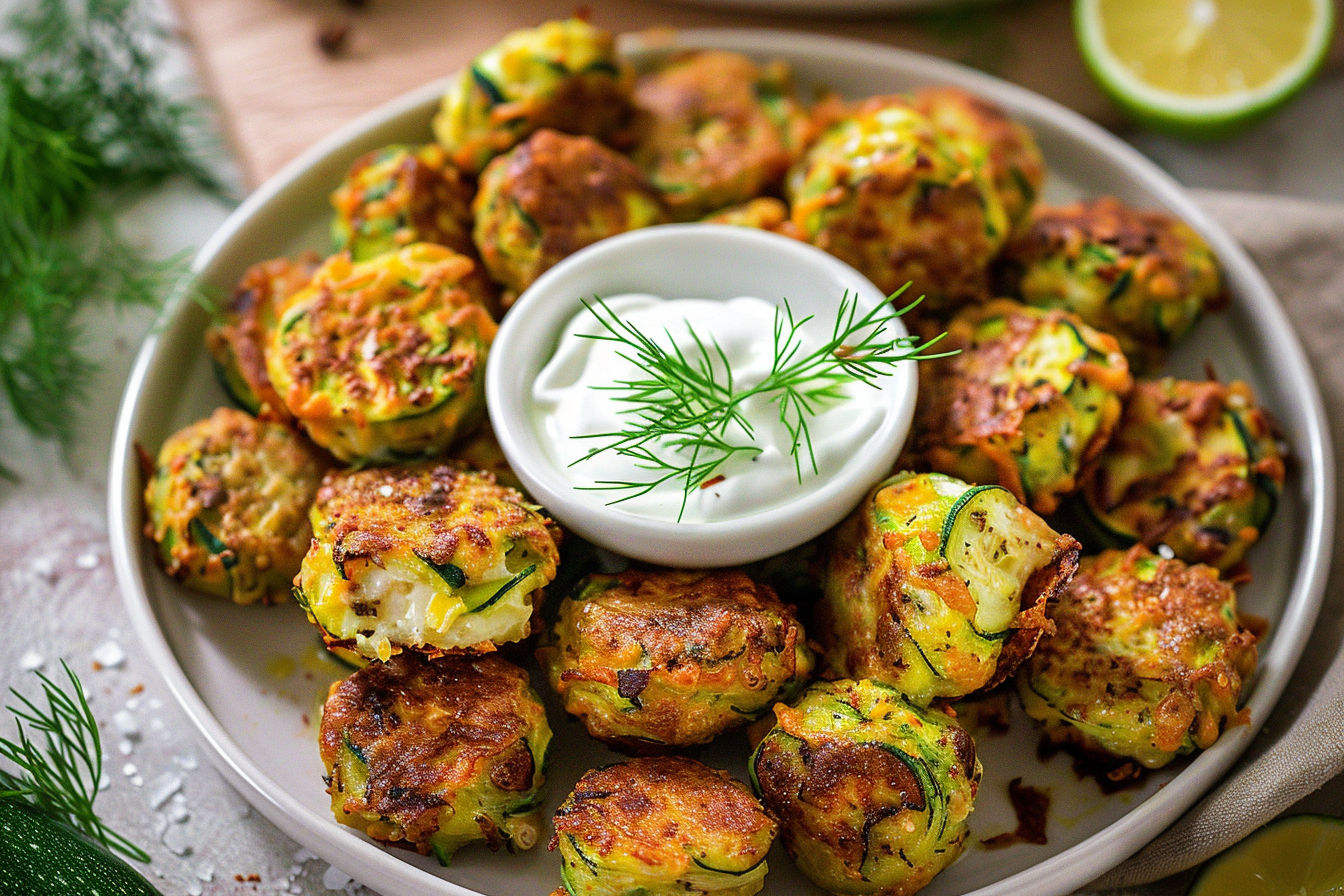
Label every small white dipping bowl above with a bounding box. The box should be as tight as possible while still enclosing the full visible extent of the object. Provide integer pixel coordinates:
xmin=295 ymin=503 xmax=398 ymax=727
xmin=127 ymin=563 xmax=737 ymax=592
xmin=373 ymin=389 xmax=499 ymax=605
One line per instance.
xmin=486 ymin=224 xmax=917 ymax=567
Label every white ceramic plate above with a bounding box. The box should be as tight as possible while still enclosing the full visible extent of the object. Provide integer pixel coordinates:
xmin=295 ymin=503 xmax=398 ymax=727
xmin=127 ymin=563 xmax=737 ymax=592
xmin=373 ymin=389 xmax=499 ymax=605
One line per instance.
xmin=108 ymin=29 xmax=1334 ymax=896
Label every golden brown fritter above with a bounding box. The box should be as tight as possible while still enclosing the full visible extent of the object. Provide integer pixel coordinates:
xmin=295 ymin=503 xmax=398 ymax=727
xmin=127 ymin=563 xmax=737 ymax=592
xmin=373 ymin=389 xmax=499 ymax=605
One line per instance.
xmin=632 ymin=51 xmax=808 ymax=221
xmin=142 ymin=407 xmax=329 ymax=604
xmin=552 ymin=756 xmax=776 ymax=896
xmin=319 ymin=652 xmax=551 ymax=862
xmin=297 ymin=461 xmax=562 ymax=660
xmin=538 ymin=569 xmax=814 ymax=752
xmin=1017 ymin=547 xmax=1258 ymax=768
xmin=817 ymin=472 xmax=1078 ymax=704
xmin=431 ymin=18 xmax=637 ymax=175
xmin=909 ymin=85 xmax=1045 ymax=232
xmin=998 ymin=197 xmax=1224 ymax=369
xmin=264 ymin=244 xmax=497 ymax=463
xmin=204 ymin=253 xmax=320 ymax=421
xmin=1077 ymin=377 xmax=1284 ymax=571
xmin=472 ymin=128 xmax=664 ymax=301
xmin=909 ymin=299 xmax=1133 ymax=515
xmin=751 ymin=679 xmax=980 ymax=896
xmin=787 ymin=96 xmax=1008 ymax=311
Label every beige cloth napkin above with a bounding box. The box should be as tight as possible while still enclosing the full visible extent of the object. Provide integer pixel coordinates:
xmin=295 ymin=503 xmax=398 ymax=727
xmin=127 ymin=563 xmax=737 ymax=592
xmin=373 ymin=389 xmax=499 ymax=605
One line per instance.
xmin=1082 ymin=190 xmax=1344 ymax=894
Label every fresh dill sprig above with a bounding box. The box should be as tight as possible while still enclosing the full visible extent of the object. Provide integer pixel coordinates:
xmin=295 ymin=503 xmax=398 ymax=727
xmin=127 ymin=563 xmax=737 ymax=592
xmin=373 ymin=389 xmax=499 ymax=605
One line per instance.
xmin=0 ymin=0 xmax=228 ymax=477
xmin=0 ymin=661 xmax=150 ymax=863
xmin=571 ymin=287 xmax=953 ymax=520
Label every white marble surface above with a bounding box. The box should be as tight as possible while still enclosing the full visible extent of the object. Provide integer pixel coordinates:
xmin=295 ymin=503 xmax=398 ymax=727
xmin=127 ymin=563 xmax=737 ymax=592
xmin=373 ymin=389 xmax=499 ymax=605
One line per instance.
xmin=0 ymin=14 xmax=1341 ymax=896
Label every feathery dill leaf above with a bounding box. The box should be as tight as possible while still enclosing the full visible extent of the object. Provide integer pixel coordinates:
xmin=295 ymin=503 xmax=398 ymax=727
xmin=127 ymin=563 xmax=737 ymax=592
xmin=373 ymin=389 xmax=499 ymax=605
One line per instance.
xmin=0 ymin=661 xmax=151 ymax=863
xmin=571 ymin=288 xmax=953 ymax=520
xmin=0 ymin=0 xmax=228 ymax=473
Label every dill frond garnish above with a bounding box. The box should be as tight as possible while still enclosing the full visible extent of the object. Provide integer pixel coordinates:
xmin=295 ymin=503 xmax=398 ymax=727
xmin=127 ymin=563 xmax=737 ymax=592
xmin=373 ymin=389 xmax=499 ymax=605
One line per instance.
xmin=0 ymin=661 xmax=150 ymax=863
xmin=570 ymin=287 xmax=953 ymax=520
xmin=0 ymin=0 xmax=228 ymax=476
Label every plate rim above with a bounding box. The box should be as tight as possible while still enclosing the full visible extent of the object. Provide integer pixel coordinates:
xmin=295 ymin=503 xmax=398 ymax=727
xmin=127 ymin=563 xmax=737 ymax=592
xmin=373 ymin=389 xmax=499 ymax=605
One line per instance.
xmin=107 ymin=26 xmax=1336 ymax=896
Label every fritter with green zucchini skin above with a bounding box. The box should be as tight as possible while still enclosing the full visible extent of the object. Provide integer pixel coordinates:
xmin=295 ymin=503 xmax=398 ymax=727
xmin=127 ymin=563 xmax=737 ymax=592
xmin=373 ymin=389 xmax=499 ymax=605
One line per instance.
xmin=552 ymin=756 xmax=776 ymax=896
xmin=909 ymin=85 xmax=1045 ymax=233
xmin=817 ymin=471 xmax=1078 ymax=705
xmin=432 ymin=17 xmax=635 ymax=175
xmin=264 ymin=243 xmax=497 ymax=464
xmin=538 ymin=568 xmax=814 ymax=753
xmin=204 ymin=252 xmax=320 ymax=421
xmin=329 ymin=143 xmax=501 ymax=316
xmin=631 ymin=50 xmax=808 ymax=221
xmin=998 ymin=197 xmax=1224 ymax=369
xmin=751 ymin=678 xmax=980 ymax=896
xmin=330 ymin=144 xmax=475 ymax=261
xmin=142 ymin=407 xmax=329 ymax=605
xmin=787 ymin=96 xmax=1009 ymax=311
xmin=1017 ymin=547 xmax=1258 ymax=769
xmin=319 ymin=652 xmax=551 ymax=863
xmin=1076 ymin=377 xmax=1284 ymax=571
xmin=296 ymin=461 xmax=561 ymax=662
xmin=910 ymin=299 xmax=1133 ymax=515
xmin=472 ymin=128 xmax=664 ymax=302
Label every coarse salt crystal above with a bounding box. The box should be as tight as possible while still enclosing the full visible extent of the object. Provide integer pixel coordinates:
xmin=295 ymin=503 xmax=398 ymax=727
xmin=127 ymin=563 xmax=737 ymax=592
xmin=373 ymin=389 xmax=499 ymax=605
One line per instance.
xmin=18 ymin=650 xmax=43 ymax=673
xmin=322 ymin=865 xmax=352 ymax=890
xmin=174 ymin=753 xmax=199 ymax=770
xmin=114 ymin=709 xmax=140 ymax=738
xmin=161 ymin=822 xmax=191 ymax=856
xmin=148 ymin=773 xmax=182 ymax=809
xmin=118 ymin=739 xmax=133 ymax=756
xmin=31 ymin=555 xmax=56 ymax=582
xmin=123 ymin=762 xmax=137 ymax=777
xmin=76 ymin=552 xmax=99 ymax=570
xmin=196 ymin=864 xmax=215 ymax=882
xmin=186 ymin=882 xmax=203 ymax=896
xmin=92 ymin=641 xmax=125 ymax=669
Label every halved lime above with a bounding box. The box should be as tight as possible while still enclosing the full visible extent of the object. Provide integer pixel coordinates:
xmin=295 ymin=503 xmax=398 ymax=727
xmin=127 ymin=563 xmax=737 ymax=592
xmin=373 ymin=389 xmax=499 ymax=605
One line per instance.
xmin=1075 ymin=0 xmax=1335 ymax=138
xmin=1188 ymin=814 xmax=1344 ymax=896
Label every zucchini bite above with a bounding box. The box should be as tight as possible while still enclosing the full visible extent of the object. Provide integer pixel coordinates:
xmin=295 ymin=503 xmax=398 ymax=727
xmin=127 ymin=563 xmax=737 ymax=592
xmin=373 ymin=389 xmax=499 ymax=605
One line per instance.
xmin=319 ymin=652 xmax=551 ymax=863
xmin=998 ymin=196 xmax=1224 ymax=370
xmin=472 ymin=128 xmax=664 ymax=302
xmin=537 ymin=569 xmax=814 ymax=752
xmin=330 ymin=144 xmax=472 ymax=259
xmin=432 ymin=17 xmax=635 ymax=176
xmin=908 ymin=85 xmax=1044 ymax=234
xmin=1017 ymin=547 xmax=1258 ymax=769
xmin=552 ymin=756 xmax=776 ymax=896
xmin=204 ymin=252 xmax=320 ymax=421
xmin=787 ymin=96 xmax=1008 ymax=311
xmin=910 ymin=298 xmax=1133 ymax=515
xmin=1076 ymin=377 xmax=1284 ymax=571
xmin=264 ymin=243 xmax=496 ymax=464
xmin=817 ymin=471 xmax=1078 ymax=705
xmin=296 ymin=462 xmax=561 ymax=661
xmin=142 ymin=407 xmax=329 ymax=605
xmin=631 ymin=50 xmax=808 ymax=221
xmin=750 ymin=678 xmax=980 ymax=896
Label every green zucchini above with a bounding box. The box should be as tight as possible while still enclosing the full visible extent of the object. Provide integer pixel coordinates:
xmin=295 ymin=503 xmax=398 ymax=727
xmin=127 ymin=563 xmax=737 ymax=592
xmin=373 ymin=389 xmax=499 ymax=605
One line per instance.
xmin=939 ymin=484 xmax=1051 ymax=636
xmin=0 ymin=800 xmax=158 ymax=896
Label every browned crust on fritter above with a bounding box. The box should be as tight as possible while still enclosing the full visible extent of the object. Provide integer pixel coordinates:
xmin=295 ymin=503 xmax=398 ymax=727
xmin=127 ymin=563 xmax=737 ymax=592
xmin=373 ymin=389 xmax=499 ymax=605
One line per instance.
xmin=474 ymin=128 xmax=663 ymax=294
xmin=632 ymin=50 xmax=802 ymax=218
xmin=274 ymin=252 xmax=490 ymax=418
xmin=319 ymin=652 xmax=541 ymax=847
xmin=1032 ymin=548 xmax=1258 ymax=755
xmin=986 ymin=532 xmax=1079 ymax=690
xmin=1003 ymin=196 xmax=1227 ymax=309
xmin=204 ymin=253 xmax=321 ymax=421
xmin=313 ymin=461 xmax=561 ymax=570
xmin=551 ymin=756 xmax=775 ymax=857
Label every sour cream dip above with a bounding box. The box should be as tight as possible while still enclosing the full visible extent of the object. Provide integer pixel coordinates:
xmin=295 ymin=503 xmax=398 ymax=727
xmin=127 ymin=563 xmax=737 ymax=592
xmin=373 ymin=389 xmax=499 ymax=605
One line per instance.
xmin=530 ymin=293 xmax=890 ymax=524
